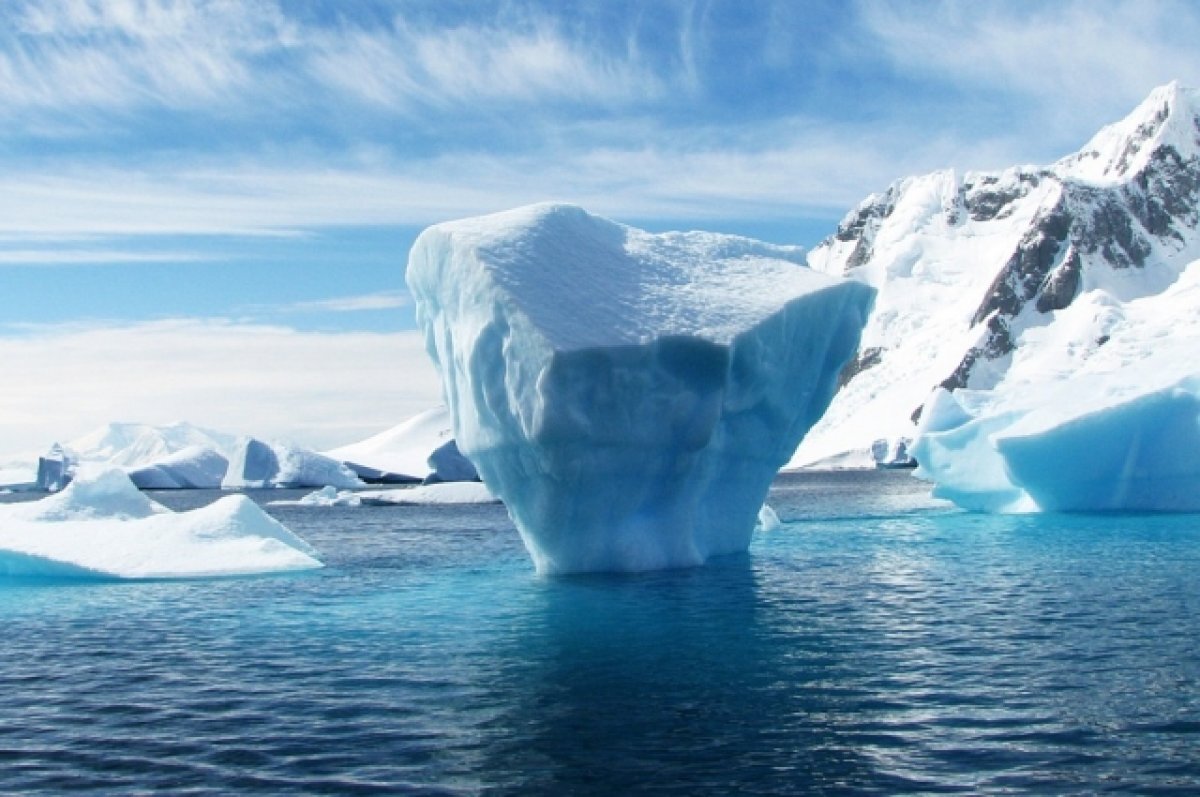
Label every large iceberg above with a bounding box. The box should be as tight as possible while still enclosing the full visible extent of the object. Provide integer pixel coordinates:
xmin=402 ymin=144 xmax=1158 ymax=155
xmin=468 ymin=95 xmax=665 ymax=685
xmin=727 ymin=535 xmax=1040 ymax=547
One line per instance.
xmin=913 ymin=259 xmax=1200 ymax=512
xmin=407 ymin=203 xmax=874 ymax=573
xmin=222 ymin=438 xmax=363 ymax=489
xmin=0 ymin=470 xmax=322 ymax=579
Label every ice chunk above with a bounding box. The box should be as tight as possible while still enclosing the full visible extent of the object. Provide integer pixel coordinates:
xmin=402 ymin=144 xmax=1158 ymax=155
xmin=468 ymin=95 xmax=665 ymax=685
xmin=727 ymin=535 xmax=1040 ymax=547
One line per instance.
xmin=268 ymin=486 xmax=364 ymax=507
xmin=323 ymin=405 xmax=476 ymax=484
xmin=996 ymin=379 xmax=1200 ymax=511
xmin=0 ymin=470 xmax=322 ymax=579
xmin=35 ymin=443 xmax=75 ymax=492
xmin=222 ymin=438 xmax=362 ymax=489
xmin=407 ymin=203 xmax=874 ymax=573
xmin=424 ymin=439 xmax=478 ymax=483
xmin=126 ymin=445 xmax=229 ymax=489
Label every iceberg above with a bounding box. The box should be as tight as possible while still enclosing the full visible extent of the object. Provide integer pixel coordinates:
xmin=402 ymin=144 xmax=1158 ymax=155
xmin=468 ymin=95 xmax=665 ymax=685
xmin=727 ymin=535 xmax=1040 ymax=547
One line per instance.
xmin=0 ymin=470 xmax=322 ymax=579
xmin=407 ymin=203 xmax=874 ymax=573
xmin=222 ymin=438 xmax=363 ymax=489
xmin=358 ymin=481 xmax=499 ymax=506
xmin=323 ymin=405 xmax=478 ymax=484
xmin=913 ymin=262 xmax=1200 ymax=512
xmin=126 ymin=445 xmax=229 ymax=489
xmin=35 ymin=443 xmax=75 ymax=492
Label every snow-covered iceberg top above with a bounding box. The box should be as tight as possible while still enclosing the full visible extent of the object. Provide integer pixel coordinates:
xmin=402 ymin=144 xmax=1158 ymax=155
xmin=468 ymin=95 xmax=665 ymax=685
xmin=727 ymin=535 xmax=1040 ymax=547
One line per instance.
xmin=913 ymin=261 xmax=1200 ymax=512
xmin=0 ymin=470 xmax=323 ymax=579
xmin=408 ymin=203 xmax=874 ymax=573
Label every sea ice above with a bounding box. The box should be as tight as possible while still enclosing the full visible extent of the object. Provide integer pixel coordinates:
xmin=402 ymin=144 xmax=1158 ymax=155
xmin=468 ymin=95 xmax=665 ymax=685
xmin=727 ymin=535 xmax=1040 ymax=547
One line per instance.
xmin=407 ymin=203 xmax=874 ymax=573
xmin=0 ymin=470 xmax=322 ymax=579
xmin=222 ymin=438 xmax=363 ymax=489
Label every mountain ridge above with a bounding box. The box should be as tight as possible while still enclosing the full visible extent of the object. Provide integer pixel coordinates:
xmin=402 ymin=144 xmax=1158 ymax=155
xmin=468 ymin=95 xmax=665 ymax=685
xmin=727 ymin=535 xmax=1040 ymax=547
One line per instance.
xmin=791 ymin=82 xmax=1200 ymax=468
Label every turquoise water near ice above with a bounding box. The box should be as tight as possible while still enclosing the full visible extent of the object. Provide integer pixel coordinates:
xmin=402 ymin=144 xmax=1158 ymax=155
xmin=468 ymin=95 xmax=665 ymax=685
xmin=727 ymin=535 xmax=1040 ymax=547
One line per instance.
xmin=1 ymin=471 xmax=1198 ymax=794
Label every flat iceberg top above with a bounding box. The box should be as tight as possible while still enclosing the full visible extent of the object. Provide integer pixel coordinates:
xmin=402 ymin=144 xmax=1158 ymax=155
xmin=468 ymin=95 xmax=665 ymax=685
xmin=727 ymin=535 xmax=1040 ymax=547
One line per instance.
xmin=413 ymin=203 xmax=827 ymax=349
xmin=0 ymin=470 xmax=323 ymax=579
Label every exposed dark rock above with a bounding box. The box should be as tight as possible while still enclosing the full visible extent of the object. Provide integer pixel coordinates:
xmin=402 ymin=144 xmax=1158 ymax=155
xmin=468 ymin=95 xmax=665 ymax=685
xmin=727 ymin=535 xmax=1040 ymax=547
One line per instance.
xmin=971 ymin=199 xmax=1072 ymax=326
xmin=940 ymin=314 xmax=1014 ymax=392
xmin=1035 ymin=247 xmax=1082 ymax=312
xmin=836 ymin=346 xmax=884 ymax=389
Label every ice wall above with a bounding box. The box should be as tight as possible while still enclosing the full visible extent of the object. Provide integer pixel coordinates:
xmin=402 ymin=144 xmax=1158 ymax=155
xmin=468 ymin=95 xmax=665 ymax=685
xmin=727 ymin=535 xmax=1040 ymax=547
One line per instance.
xmin=407 ymin=203 xmax=874 ymax=573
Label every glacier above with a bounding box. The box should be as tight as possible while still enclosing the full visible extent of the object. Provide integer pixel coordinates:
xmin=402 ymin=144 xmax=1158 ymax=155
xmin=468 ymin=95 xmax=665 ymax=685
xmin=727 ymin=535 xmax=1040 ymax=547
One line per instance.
xmin=0 ymin=470 xmax=322 ymax=579
xmin=407 ymin=203 xmax=874 ymax=573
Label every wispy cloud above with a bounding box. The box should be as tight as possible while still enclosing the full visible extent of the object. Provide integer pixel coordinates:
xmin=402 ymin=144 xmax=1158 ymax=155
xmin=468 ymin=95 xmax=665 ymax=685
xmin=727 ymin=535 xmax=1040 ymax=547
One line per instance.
xmin=257 ymin=291 xmax=412 ymax=314
xmin=0 ymin=248 xmax=210 ymax=266
xmin=858 ymin=0 xmax=1200 ymax=138
xmin=0 ymin=318 xmax=442 ymax=457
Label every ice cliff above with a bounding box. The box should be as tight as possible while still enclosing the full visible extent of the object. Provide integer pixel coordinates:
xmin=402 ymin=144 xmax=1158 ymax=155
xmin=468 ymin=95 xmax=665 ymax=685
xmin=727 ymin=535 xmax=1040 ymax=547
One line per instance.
xmin=793 ymin=82 xmax=1200 ymax=475
xmin=407 ymin=203 xmax=874 ymax=573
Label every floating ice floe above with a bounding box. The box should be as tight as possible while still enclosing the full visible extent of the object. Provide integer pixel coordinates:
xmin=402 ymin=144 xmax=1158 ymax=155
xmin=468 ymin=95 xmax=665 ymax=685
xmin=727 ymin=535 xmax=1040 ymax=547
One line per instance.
xmin=0 ymin=470 xmax=323 ymax=579
xmin=359 ymin=482 xmax=499 ymax=506
xmin=408 ymin=203 xmax=874 ymax=573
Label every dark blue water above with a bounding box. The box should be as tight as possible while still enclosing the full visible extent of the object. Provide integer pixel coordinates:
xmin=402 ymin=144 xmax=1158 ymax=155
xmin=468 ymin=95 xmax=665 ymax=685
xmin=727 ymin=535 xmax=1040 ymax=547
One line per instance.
xmin=1 ymin=471 xmax=1198 ymax=795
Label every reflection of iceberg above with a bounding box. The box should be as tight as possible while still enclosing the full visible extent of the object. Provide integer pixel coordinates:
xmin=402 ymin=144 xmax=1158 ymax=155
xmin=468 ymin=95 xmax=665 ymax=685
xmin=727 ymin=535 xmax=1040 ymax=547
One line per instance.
xmin=408 ymin=203 xmax=874 ymax=573
xmin=0 ymin=470 xmax=322 ymax=579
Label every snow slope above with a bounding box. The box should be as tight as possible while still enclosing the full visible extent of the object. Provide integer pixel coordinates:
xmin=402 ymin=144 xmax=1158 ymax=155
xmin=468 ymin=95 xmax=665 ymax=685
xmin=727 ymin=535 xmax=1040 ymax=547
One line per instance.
xmin=792 ymin=82 xmax=1200 ymax=468
xmin=408 ymin=203 xmax=873 ymax=573
xmin=0 ymin=470 xmax=322 ymax=579
xmin=322 ymin=405 xmax=478 ymax=483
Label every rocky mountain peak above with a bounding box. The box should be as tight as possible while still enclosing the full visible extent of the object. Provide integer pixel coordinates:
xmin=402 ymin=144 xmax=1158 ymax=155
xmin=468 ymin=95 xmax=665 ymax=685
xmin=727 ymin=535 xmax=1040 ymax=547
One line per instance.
xmin=1057 ymin=81 xmax=1200 ymax=183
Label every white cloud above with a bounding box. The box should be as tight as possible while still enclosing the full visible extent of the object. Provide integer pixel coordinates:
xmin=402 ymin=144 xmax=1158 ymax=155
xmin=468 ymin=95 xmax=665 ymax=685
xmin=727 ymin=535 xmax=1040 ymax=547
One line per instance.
xmin=0 ymin=319 xmax=442 ymax=458
xmin=860 ymin=0 xmax=1200 ymax=138
xmin=276 ymin=291 xmax=411 ymax=313
xmin=0 ymin=248 xmax=209 ymax=266
xmin=0 ymin=0 xmax=664 ymax=122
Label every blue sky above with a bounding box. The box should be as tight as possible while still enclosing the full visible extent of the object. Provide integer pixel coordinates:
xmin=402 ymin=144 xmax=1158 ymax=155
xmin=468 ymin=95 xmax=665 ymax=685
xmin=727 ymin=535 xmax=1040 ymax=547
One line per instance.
xmin=3 ymin=0 xmax=1200 ymax=456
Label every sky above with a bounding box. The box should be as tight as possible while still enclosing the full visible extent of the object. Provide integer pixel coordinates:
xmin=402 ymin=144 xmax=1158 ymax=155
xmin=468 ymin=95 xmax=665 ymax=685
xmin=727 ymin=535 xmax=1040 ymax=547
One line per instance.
xmin=3 ymin=0 xmax=1200 ymax=458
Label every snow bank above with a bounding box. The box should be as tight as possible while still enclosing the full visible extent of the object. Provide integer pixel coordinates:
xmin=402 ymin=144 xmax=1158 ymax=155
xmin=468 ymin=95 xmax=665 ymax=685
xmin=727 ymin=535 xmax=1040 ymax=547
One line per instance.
xmin=222 ymin=438 xmax=362 ymax=489
xmin=0 ymin=470 xmax=322 ymax=579
xmin=408 ymin=203 xmax=874 ymax=573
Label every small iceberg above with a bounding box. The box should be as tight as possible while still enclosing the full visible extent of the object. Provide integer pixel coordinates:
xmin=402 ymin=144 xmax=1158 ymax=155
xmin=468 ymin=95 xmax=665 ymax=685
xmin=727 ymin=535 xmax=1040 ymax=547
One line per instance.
xmin=0 ymin=470 xmax=323 ymax=579
xmin=359 ymin=482 xmax=499 ymax=506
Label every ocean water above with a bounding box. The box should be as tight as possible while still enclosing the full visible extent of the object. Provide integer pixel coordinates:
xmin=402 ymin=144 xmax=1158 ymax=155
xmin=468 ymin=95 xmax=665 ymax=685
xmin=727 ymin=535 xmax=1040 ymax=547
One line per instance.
xmin=1 ymin=470 xmax=1198 ymax=795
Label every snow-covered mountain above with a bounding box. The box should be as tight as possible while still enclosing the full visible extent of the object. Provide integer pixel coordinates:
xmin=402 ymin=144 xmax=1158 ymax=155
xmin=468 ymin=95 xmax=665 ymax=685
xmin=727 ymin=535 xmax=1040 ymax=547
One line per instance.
xmin=790 ymin=81 xmax=1200 ymax=468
